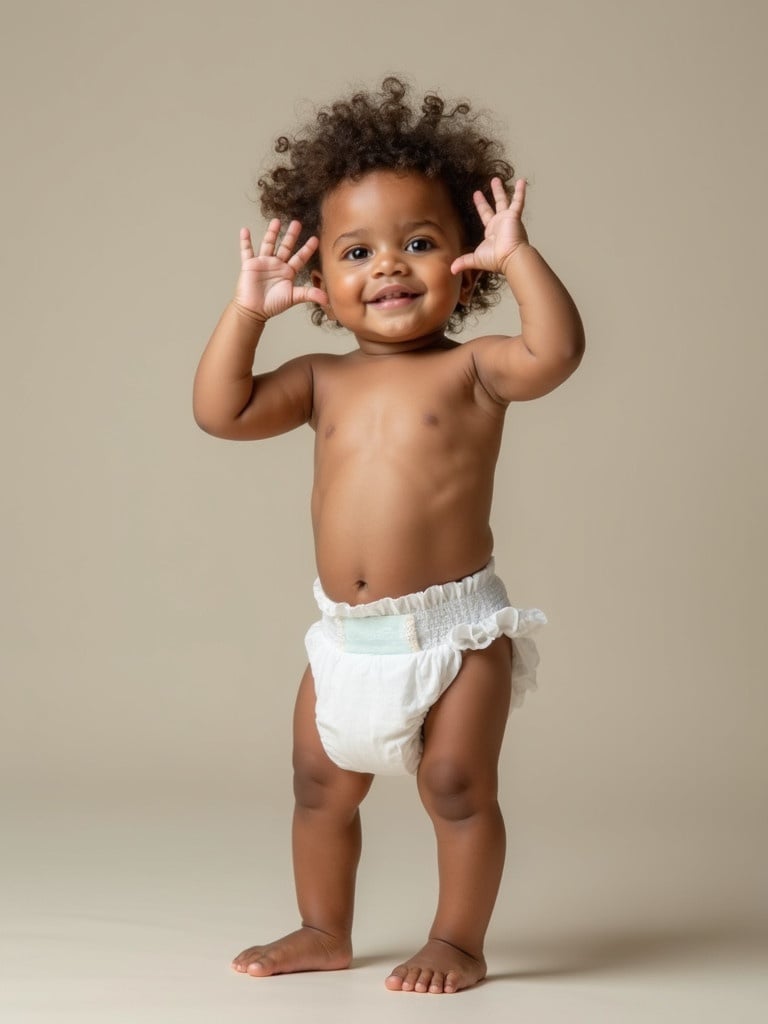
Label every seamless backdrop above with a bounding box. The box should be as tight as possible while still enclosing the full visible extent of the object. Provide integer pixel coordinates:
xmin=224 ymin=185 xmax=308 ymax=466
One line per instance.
xmin=2 ymin=2 xmax=766 ymax=1021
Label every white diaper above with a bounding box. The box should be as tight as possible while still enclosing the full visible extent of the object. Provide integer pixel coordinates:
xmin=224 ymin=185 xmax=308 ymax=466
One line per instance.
xmin=304 ymin=560 xmax=546 ymax=776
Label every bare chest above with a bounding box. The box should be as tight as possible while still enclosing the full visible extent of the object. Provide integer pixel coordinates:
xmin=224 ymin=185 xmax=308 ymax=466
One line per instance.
xmin=312 ymin=349 xmax=500 ymax=458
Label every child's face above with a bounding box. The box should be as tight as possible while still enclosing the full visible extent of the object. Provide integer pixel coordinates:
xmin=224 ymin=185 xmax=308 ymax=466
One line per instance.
xmin=311 ymin=170 xmax=475 ymax=351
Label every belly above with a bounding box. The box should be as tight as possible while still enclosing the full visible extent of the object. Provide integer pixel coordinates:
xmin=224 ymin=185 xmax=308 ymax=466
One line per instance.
xmin=311 ymin=458 xmax=495 ymax=603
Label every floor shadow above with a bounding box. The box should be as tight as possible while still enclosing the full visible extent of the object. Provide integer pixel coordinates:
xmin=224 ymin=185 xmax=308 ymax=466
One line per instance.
xmin=350 ymin=953 xmax=404 ymax=969
xmin=488 ymin=920 xmax=768 ymax=980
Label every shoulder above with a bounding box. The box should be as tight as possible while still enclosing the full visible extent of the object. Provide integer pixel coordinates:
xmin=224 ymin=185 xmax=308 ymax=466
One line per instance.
xmin=463 ymin=332 xmax=581 ymax=403
xmin=459 ymin=334 xmax=515 ymax=408
xmin=268 ymin=349 xmax=353 ymax=386
xmin=301 ymin=349 xmax=362 ymax=384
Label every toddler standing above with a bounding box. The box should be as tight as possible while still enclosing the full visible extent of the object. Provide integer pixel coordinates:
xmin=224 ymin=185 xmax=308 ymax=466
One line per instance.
xmin=193 ymin=77 xmax=584 ymax=994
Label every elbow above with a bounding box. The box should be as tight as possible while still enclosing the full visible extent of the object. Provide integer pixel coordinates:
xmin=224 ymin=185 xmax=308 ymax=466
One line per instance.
xmin=574 ymin=321 xmax=586 ymax=362
xmin=559 ymin=332 xmax=585 ymax=383
xmin=192 ymin=401 xmax=231 ymax=439
xmin=192 ymin=385 xmax=250 ymax=439
xmin=534 ymin=330 xmax=585 ymax=398
xmin=192 ymin=381 xmax=217 ymax=436
xmin=193 ymin=410 xmax=217 ymax=436
xmin=557 ymin=320 xmax=586 ymax=378
xmin=565 ymin=311 xmax=586 ymax=363
xmin=192 ymin=394 xmax=214 ymax=435
xmin=567 ymin=333 xmax=586 ymax=373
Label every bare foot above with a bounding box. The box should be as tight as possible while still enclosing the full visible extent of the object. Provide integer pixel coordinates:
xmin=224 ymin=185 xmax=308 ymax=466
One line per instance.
xmin=385 ymin=938 xmax=487 ymax=994
xmin=231 ymin=926 xmax=352 ymax=977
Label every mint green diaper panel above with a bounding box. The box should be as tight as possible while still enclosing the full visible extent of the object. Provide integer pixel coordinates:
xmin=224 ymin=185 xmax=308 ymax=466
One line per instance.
xmin=337 ymin=613 xmax=420 ymax=655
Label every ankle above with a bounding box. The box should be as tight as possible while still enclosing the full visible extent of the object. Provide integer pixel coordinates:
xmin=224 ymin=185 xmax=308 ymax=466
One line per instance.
xmin=428 ymin=934 xmax=484 ymax=963
xmin=300 ymin=923 xmax=352 ymax=948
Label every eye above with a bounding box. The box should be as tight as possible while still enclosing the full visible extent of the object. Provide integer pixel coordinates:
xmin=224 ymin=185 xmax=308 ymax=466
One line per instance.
xmin=342 ymin=245 xmax=370 ymax=261
xmin=405 ymin=237 xmax=434 ymax=254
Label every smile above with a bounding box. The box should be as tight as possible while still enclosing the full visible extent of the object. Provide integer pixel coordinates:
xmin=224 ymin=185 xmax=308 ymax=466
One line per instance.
xmin=367 ymin=286 xmax=421 ymax=307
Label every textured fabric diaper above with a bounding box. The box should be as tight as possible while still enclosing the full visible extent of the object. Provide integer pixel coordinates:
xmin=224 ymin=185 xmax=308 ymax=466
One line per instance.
xmin=304 ymin=560 xmax=546 ymax=776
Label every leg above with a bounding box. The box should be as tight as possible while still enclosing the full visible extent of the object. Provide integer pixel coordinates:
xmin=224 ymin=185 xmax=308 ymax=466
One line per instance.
xmin=386 ymin=637 xmax=512 ymax=994
xmin=232 ymin=665 xmax=373 ymax=977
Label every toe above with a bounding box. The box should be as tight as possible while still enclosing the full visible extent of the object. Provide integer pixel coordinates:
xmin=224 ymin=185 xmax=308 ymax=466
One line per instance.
xmin=414 ymin=968 xmax=433 ymax=993
xmin=385 ymin=968 xmax=406 ymax=991
xmin=429 ymin=970 xmax=446 ymax=993
xmin=247 ymin=955 xmax=275 ymax=977
xmin=402 ymin=966 xmax=421 ymax=991
xmin=232 ymin=947 xmax=258 ymax=970
xmin=444 ymin=969 xmax=460 ymax=993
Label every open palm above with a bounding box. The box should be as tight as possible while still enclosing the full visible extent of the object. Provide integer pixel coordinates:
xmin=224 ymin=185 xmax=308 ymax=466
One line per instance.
xmin=451 ymin=178 xmax=529 ymax=278
xmin=235 ymin=219 xmax=328 ymax=321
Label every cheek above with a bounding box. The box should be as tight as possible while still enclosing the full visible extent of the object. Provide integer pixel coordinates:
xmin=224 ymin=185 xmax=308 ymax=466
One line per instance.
xmin=434 ymin=266 xmax=463 ymax=301
xmin=327 ymin=268 xmax=361 ymax=301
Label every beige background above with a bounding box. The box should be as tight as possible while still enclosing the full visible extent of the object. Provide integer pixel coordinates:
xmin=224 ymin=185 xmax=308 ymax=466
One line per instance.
xmin=2 ymin=0 xmax=766 ymax=1020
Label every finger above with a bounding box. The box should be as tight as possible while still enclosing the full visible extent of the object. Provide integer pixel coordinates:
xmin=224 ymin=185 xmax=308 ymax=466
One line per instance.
xmin=490 ymin=176 xmax=510 ymax=211
xmin=509 ymin=178 xmax=527 ymax=217
xmin=275 ymin=219 xmax=302 ymax=260
xmin=258 ymin=218 xmax=282 ymax=258
xmin=239 ymin=227 xmax=254 ymax=261
xmin=473 ymin=189 xmax=495 ymax=227
xmin=286 ymin=234 xmax=319 ymax=273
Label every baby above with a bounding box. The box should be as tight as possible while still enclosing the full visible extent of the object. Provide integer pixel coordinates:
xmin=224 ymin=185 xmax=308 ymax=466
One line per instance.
xmin=193 ymin=77 xmax=584 ymax=994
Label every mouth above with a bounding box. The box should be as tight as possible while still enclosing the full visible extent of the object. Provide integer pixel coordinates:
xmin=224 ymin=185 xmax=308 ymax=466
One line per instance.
xmin=366 ymin=286 xmax=421 ymax=307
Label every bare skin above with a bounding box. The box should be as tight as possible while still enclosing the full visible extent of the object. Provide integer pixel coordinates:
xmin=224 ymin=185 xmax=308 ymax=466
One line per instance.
xmin=195 ymin=170 xmax=584 ymax=991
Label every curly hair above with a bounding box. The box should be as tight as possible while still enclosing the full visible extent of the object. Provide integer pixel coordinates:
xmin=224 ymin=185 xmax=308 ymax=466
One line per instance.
xmin=257 ymin=77 xmax=514 ymax=332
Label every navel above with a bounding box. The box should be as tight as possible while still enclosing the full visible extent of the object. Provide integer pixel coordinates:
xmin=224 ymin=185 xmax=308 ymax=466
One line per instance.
xmin=422 ymin=412 xmax=440 ymax=427
xmin=324 ymin=423 xmax=336 ymax=439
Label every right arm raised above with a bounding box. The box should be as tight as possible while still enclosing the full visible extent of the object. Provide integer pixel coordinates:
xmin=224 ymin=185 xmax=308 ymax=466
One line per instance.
xmin=192 ymin=221 xmax=327 ymax=440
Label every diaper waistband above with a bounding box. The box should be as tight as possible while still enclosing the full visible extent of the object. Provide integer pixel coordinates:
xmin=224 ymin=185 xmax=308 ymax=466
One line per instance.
xmin=312 ymin=560 xmax=525 ymax=655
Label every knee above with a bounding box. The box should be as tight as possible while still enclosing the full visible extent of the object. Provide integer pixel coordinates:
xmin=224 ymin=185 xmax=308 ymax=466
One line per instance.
xmin=418 ymin=757 xmax=497 ymax=823
xmin=292 ymin=746 xmax=369 ymax=816
xmin=292 ymin=746 xmax=337 ymax=810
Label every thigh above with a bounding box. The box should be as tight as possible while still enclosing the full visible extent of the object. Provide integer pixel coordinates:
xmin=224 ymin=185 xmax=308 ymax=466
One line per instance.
xmin=420 ymin=638 xmax=513 ymax=788
xmin=293 ymin=665 xmax=374 ymax=810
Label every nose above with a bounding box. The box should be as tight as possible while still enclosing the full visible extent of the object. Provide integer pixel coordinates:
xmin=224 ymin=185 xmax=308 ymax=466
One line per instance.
xmin=372 ymin=249 xmax=407 ymax=276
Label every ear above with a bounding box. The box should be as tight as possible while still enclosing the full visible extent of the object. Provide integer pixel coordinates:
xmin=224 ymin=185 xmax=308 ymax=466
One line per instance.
xmin=310 ymin=269 xmax=324 ymax=291
xmin=310 ymin=269 xmax=335 ymax=320
xmin=458 ymin=268 xmax=480 ymax=307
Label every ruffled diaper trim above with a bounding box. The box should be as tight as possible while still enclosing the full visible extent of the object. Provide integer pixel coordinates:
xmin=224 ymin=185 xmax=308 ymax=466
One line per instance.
xmin=448 ymin=605 xmax=547 ymax=707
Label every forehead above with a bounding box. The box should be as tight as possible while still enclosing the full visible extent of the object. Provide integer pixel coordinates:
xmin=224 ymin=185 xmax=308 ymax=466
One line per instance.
xmin=319 ymin=169 xmax=462 ymax=239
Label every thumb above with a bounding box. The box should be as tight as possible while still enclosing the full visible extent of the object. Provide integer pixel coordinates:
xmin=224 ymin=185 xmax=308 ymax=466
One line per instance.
xmin=293 ymin=285 xmax=329 ymax=306
xmin=451 ymin=254 xmax=476 ymax=275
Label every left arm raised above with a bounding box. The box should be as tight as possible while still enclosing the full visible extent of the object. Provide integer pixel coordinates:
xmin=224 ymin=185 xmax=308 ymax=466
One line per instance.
xmin=452 ymin=179 xmax=585 ymax=402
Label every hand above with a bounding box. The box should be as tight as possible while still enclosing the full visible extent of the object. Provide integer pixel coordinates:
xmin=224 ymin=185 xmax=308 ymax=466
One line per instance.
xmin=234 ymin=220 xmax=328 ymax=321
xmin=451 ymin=178 xmax=529 ymax=278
